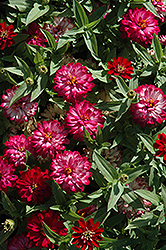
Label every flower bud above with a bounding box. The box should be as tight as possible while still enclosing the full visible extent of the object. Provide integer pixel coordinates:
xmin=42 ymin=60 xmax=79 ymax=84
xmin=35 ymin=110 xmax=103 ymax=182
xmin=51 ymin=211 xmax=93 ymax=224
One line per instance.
xmin=38 ymin=65 xmax=48 ymax=75
xmin=120 ymin=174 xmax=129 ymax=183
xmin=127 ymin=89 xmax=136 ymax=99
xmin=0 ymin=67 xmax=5 ymax=74
xmin=2 ymin=219 xmax=15 ymax=233
xmin=26 ymin=77 xmax=34 ymax=86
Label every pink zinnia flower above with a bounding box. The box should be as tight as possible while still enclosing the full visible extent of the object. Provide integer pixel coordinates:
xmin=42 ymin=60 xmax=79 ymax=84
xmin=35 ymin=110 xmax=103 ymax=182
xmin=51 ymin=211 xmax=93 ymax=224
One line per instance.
xmin=159 ymin=35 xmax=166 ymax=46
xmin=0 ymin=157 xmax=17 ymax=193
xmin=24 ymin=22 xmax=47 ymax=47
xmin=50 ymin=150 xmax=92 ymax=193
xmin=117 ymin=177 xmax=152 ymax=218
xmin=65 ymin=100 xmax=105 ymax=141
xmin=129 ymin=84 xmax=166 ymax=127
xmin=4 ymin=134 xmax=32 ymax=168
xmin=1 ymin=86 xmax=38 ymax=123
xmin=31 ymin=119 xmax=70 ymax=158
xmin=7 ymin=233 xmax=33 ymax=250
xmin=16 ymin=166 xmax=51 ymax=204
xmin=150 ymin=0 xmax=166 ymax=22
xmin=53 ymin=62 xmax=94 ymax=103
xmin=27 ymin=209 xmax=68 ymax=249
xmin=0 ymin=22 xmax=17 ymax=50
xmin=120 ymin=7 xmax=160 ymax=47
xmin=43 ymin=17 xmax=75 ymax=42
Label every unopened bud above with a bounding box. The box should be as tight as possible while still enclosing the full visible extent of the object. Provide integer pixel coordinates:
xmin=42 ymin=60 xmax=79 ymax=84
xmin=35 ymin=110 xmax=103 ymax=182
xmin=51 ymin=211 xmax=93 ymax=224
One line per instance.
xmin=38 ymin=65 xmax=48 ymax=75
xmin=2 ymin=219 xmax=15 ymax=233
xmin=127 ymin=89 xmax=136 ymax=99
xmin=120 ymin=174 xmax=129 ymax=183
xmin=42 ymin=0 xmax=50 ymax=4
xmin=26 ymin=77 xmax=34 ymax=86
xmin=0 ymin=67 xmax=5 ymax=74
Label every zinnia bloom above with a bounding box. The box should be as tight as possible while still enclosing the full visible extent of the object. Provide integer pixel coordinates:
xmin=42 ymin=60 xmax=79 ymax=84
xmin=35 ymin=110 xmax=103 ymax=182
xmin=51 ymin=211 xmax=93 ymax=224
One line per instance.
xmin=1 ymin=86 xmax=38 ymax=123
xmin=159 ymin=35 xmax=166 ymax=46
xmin=53 ymin=62 xmax=95 ymax=103
xmin=150 ymin=0 xmax=166 ymax=22
xmin=16 ymin=166 xmax=51 ymax=204
xmin=7 ymin=233 xmax=33 ymax=250
xmin=77 ymin=205 xmax=98 ymax=218
xmin=129 ymin=84 xmax=166 ymax=127
xmin=107 ymin=57 xmax=134 ymax=80
xmin=153 ymin=133 xmax=166 ymax=160
xmin=65 ymin=100 xmax=105 ymax=141
xmin=71 ymin=218 xmax=104 ymax=250
xmin=0 ymin=157 xmax=17 ymax=193
xmin=120 ymin=7 xmax=160 ymax=47
xmin=31 ymin=119 xmax=70 ymax=158
xmin=24 ymin=22 xmax=47 ymax=47
xmin=4 ymin=134 xmax=32 ymax=168
xmin=27 ymin=209 xmax=68 ymax=249
xmin=0 ymin=22 xmax=17 ymax=50
xmin=50 ymin=151 xmax=92 ymax=193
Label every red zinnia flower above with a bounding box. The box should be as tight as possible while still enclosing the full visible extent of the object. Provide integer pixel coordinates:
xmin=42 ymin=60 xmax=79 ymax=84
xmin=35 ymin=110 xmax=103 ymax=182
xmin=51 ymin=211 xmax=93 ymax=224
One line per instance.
xmin=72 ymin=218 xmax=104 ymax=250
xmin=27 ymin=209 xmax=68 ymax=249
xmin=153 ymin=133 xmax=166 ymax=161
xmin=0 ymin=22 xmax=17 ymax=50
xmin=107 ymin=57 xmax=134 ymax=80
xmin=16 ymin=166 xmax=51 ymax=204
xmin=77 ymin=205 xmax=97 ymax=218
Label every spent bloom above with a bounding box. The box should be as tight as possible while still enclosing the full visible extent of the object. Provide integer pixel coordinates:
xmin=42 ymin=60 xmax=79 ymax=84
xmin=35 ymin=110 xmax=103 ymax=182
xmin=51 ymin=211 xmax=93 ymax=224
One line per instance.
xmin=16 ymin=166 xmax=51 ymax=204
xmin=150 ymin=0 xmax=166 ymax=22
xmin=101 ymin=145 xmax=122 ymax=169
xmin=50 ymin=150 xmax=92 ymax=193
xmin=31 ymin=119 xmax=70 ymax=158
xmin=7 ymin=233 xmax=33 ymax=250
xmin=1 ymin=86 xmax=38 ymax=123
xmin=107 ymin=57 xmax=134 ymax=80
xmin=120 ymin=7 xmax=160 ymax=47
xmin=72 ymin=218 xmax=104 ymax=250
xmin=27 ymin=209 xmax=68 ymax=249
xmin=53 ymin=62 xmax=95 ymax=103
xmin=24 ymin=22 xmax=47 ymax=47
xmin=153 ymin=133 xmax=166 ymax=161
xmin=0 ymin=157 xmax=17 ymax=192
xmin=65 ymin=100 xmax=105 ymax=141
xmin=77 ymin=205 xmax=98 ymax=218
xmin=4 ymin=134 xmax=32 ymax=168
xmin=0 ymin=22 xmax=17 ymax=50
xmin=129 ymin=84 xmax=166 ymax=127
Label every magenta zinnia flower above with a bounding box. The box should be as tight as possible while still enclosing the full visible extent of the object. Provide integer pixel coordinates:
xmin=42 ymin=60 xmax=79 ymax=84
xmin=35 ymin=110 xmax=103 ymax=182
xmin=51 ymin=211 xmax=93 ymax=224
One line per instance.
xmin=65 ymin=100 xmax=105 ymax=141
xmin=1 ymin=86 xmax=38 ymax=123
xmin=129 ymin=84 xmax=166 ymax=127
xmin=120 ymin=7 xmax=160 ymax=47
xmin=150 ymin=0 xmax=166 ymax=22
xmin=27 ymin=209 xmax=68 ymax=249
xmin=50 ymin=150 xmax=92 ymax=193
xmin=16 ymin=166 xmax=51 ymax=204
xmin=71 ymin=218 xmax=104 ymax=250
xmin=153 ymin=133 xmax=166 ymax=160
xmin=53 ymin=62 xmax=95 ymax=103
xmin=0 ymin=157 xmax=17 ymax=193
xmin=0 ymin=22 xmax=17 ymax=50
xmin=107 ymin=57 xmax=134 ymax=80
xmin=31 ymin=119 xmax=70 ymax=158
xmin=24 ymin=22 xmax=47 ymax=47
xmin=7 ymin=233 xmax=33 ymax=250
xmin=4 ymin=134 xmax=32 ymax=168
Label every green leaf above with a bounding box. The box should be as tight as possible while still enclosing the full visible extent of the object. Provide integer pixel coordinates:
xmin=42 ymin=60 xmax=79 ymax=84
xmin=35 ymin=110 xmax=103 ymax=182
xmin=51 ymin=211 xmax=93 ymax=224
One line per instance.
xmin=134 ymin=189 xmax=160 ymax=206
xmin=4 ymin=67 xmax=24 ymax=76
xmin=90 ymin=168 xmax=107 ymax=187
xmin=34 ymin=51 xmax=44 ymax=65
xmin=95 ymin=126 xmax=103 ymax=144
xmin=132 ymin=43 xmax=154 ymax=66
xmin=96 ymin=101 xmax=121 ymax=112
xmin=41 ymin=29 xmax=57 ymax=50
xmin=92 ymin=150 xmax=118 ymax=182
xmin=42 ymin=221 xmax=61 ymax=244
xmin=9 ymin=82 xmax=32 ymax=107
xmin=62 ymin=209 xmax=82 ymax=221
xmin=115 ymin=76 xmax=129 ymax=97
xmin=116 ymin=98 xmax=132 ymax=121
xmin=152 ymin=34 xmax=163 ymax=62
xmin=73 ymin=0 xmax=89 ymax=27
xmin=125 ymin=213 xmax=155 ymax=230
xmin=143 ymin=2 xmax=159 ymax=17
xmin=1 ymin=191 xmax=16 ymax=213
xmin=14 ymin=56 xmax=33 ymax=79
xmin=31 ymin=75 xmax=48 ymax=101
xmin=107 ymin=181 xmax=124 ymax=211
xmin=83 ymin=29 xmax=98 ymax=56
xmin=137 ymin=133 xmax=155 ymax=154
xmin=25 ymin=3 xmax=49 ymax=26
xmin=161 ymin=184 xmax=166 ymax=211
xmin=89 ymin=5 xmax=108 ymax=22
xmin=52 ymin=178 xmax=66 ymax=205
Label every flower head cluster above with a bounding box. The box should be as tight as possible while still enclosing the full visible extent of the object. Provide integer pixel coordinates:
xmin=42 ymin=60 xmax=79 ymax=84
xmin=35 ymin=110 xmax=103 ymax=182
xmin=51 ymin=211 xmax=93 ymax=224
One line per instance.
xmin=31 ymin=119 xmax=70 ymax=158
xmin=120 ymin=7 xmax=160 ymax=47
xmin=150 ymin=0 xmax=166 ymax=22
xmin=65 ymin=100 xmax=105 ymax=141
xmin=43 ymin=17 xmax=75 ymax=42
xmin=53 ymin=62 xmax=95 ymax=103
xmin=27 ymin=209 xmax=68 ymax=249
xmin=153 ymin=133 xmax=166 ymax=161
xmin=72 ymin=218 xmax=104 ymax=250
xmin=7 ymin=233 xmax=33 ymax=250
xmin=129 ymin=84 xmax=166 ymax=127
xmin=50 ymin=150 xmax=92 ymax=193
xmin=0 ymin=22 xmax=17 ymax=50
xmin=24 ymin=22 xmax=47 ymax=47
xmin=1 ymin=86 xmax=38 ymax=123
xmin=16 ymin=166 xmax=51 ymax=204
xmin=107 ymin=57 xmax=134 ymax=80
xmin=0 ymin=157 xmax=17 ymax=192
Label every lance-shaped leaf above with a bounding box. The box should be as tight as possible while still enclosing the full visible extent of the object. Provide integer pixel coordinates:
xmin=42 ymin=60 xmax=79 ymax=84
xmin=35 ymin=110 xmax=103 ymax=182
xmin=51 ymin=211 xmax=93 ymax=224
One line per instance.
xmin=14 ymin=56 xmax=33 ymax=80
xmin=115 ymin=98 xmax=132 ymax=121
xmin=52 ymin=178 xmax=66 ymax=205
xmin=42 ymin=221 xmax=61 ymax=245
xmin=161 ymin=184 xmax=166 ymax=211
xmin=107 ymin=181 xmax=124 ymax=212
xmin=152 ymin=34 xmax=163 ymax=62
xmin=31 ymin=75 xmax=48 ymax=102
xmin=9 ymin=82 xmax=32 ymax=107
xmin=25 ymin=3 xmax=49 ymax=25
xmin=1 ymin=191 xmax=16 ymax=213
xmin=115 ymin=76 xmax=130 ymax=97
xmin=134 ymin=189 xmax=160 ymax=206
xmin=73 ymin=0 xmax=89 ymax=27
xmin=34 ymin=51 xmax=44 ymax=66
xmin=83 ymin=29 xmax=98 ymax=56
xmin=62 ymin=209 xmax=82 ymax=221
xmin=41 ymin=29 xmax=57 ymax=50
xmin=137 ymin=133 xmax=155 ymax=154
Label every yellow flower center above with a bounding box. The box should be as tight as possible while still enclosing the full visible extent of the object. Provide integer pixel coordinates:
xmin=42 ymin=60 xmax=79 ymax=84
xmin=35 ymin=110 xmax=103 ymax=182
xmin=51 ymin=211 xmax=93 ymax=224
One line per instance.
xmin=1 ymin=31 xmax=7 ymax=38
xmin=44 ymin=132 xmax=52 ymax=139
xmin=117 ymin=65 xmax=125 ymax=72
xmin=138 ymin=19 xmax=147 ymax=29
xmin=69 ymin=75 xmax=78 ymax=84
xmin=146 ymin=98 xmax=155 ymax=107
xmin=32 ymin=183 xmax=38 ymax=190
xmin=82 ymin=229 xmax=94 ymax=240
xmin=18 ymin=146 xmax=25 ymax=152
